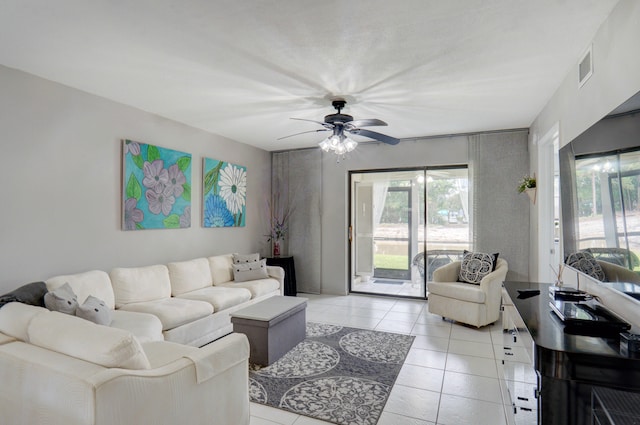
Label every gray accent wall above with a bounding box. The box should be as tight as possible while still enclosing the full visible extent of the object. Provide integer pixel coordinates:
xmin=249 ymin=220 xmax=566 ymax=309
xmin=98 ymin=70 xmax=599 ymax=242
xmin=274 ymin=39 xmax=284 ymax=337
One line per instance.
xmin=0 ymin=65 xmax=271 ymax=292
xmin=272 ymin=150 xmax=322 ymax=293
xmin=470 ymin=131 xmax=530 ymax=282
xmin=275 ymin=131 xmax=530 ymax=295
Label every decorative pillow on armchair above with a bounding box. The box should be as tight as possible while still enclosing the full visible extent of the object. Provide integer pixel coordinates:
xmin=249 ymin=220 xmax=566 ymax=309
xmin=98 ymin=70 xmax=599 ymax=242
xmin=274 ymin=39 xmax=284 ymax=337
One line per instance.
xmin=458 ymin=251 xmax=499 ymax=284
xmin=233 ymin=259 xmax=269 ymax=282
xmin=565 ymin=251 xmax=606 ymax=282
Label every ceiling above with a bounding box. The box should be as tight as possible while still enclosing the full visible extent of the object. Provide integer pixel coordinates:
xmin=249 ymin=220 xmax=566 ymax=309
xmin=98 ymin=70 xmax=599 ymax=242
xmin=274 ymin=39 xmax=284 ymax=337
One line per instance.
xmin=0 ymin=0 xmax=620 ymax=151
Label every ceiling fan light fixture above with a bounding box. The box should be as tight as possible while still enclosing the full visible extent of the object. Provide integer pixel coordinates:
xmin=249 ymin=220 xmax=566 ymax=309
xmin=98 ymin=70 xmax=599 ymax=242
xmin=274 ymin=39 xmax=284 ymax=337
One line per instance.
xmin=318 ymin=134 xmax=357 ymax=155
xmin=344 ymin=137 xmax=358 ymax=152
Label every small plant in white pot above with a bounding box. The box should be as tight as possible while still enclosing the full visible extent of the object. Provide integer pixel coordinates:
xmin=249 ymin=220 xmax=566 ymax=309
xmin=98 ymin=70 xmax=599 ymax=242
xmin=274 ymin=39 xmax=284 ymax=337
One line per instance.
xmin=517 ymin=175 xmax=537 ymax=204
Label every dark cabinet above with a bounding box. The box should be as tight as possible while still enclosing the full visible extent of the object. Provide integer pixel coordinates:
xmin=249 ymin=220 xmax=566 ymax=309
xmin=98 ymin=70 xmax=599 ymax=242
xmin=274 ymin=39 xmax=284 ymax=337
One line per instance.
xmin=265 ymin=256 xmax=297 ymax=296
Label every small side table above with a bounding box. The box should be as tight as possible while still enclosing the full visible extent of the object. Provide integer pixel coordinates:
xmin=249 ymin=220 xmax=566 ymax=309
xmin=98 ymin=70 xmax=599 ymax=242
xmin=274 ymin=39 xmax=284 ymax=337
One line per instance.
xmin=265 ymin=256 xmax=297 ymax=296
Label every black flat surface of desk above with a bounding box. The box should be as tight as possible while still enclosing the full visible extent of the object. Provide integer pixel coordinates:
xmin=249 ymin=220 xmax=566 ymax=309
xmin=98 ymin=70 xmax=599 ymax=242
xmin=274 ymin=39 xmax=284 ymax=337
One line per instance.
xmin=504 ymin=282 xmax=640 ymax=425
xmin=266 ymin=256 xmax=297 ymax=296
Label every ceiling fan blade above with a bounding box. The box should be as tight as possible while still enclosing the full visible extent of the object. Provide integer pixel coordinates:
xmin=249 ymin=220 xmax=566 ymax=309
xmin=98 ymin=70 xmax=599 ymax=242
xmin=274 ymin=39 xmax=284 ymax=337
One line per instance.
xmin=348 ymin=118 xmax=387 ymax=127
xmin=349 ymin=128 xmax=400 ymax=145
xmin=277 ymin=129 xmax=330 ymax=140
xmin=290 ymin=117 xmax=334 ymax=129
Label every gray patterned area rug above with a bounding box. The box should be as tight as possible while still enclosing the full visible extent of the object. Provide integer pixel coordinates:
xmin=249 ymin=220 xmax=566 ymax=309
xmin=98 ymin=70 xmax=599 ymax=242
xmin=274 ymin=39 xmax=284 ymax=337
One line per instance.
xmin=249 ymin=322 xmax=415 ymax=425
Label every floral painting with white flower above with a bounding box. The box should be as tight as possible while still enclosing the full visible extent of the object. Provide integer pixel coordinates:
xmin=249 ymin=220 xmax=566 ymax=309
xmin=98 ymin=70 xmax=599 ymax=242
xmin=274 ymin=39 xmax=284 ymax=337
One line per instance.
xmin=122 ymin=139 xmax=192 ymax=230
xmin=203 ymin=158 xmax=246 ymax=227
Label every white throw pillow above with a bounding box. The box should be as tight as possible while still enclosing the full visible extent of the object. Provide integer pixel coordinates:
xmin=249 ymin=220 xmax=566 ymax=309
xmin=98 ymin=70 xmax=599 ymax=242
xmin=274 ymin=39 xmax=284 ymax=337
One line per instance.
xmin=46 ymin=270 xmax=115 ymax=309
xmin=110 ymin=265 xmax=171 ymax=308
xmin=28 ymin=311 xmax=151 ymax=370
xmin=208 ymin=255 xmax=234 ymax=285
xmin=167 ymin=258 xmax=212 ymax=296
xmin=233 ymin=259 xmax=269 ymax=282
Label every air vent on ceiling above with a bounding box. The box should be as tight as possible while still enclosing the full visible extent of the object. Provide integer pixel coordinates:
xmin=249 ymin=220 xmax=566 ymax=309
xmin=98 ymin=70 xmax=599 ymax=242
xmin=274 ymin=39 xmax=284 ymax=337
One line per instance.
xmin=579 ymin=45 xmax=593 ymax=88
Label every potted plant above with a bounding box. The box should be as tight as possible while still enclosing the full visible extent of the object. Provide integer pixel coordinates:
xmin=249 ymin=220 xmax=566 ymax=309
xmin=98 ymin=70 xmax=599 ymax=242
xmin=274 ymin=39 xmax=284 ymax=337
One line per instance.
xmin=517 ymin=174 xmax=537 ymax=204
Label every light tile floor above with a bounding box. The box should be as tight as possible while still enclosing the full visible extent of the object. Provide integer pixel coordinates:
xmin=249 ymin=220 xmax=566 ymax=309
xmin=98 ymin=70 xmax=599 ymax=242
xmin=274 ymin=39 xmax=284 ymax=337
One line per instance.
xmin=249 ymin=293 xmax=522 ymax=425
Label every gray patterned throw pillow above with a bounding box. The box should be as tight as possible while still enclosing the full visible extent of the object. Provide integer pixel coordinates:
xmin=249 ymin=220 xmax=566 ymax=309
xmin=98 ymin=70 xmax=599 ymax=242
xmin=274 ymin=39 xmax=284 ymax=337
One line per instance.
xmin=458 ymin=251 xmax=499 ymax=284
xmin=565 ymin=251 xmax=606 ymax=282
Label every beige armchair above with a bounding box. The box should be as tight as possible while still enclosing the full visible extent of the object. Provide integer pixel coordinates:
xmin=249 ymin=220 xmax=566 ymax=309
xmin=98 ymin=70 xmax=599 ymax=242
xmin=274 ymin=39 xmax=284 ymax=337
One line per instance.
xmin=427 ymin=258 xmax=508 ymax=327
xmin=597 ymin=260 xmax=640 ymax=283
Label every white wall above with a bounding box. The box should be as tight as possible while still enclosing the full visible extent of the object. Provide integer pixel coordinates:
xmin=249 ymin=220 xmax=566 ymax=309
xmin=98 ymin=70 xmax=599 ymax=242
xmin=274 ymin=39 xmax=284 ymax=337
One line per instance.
xmin=0 ymin=65 xmax=271 ymax=292
xmin=531 ymin=0 xmax=640 ymax=148
xmin=529 ymin=0 xmax=640 ymax=280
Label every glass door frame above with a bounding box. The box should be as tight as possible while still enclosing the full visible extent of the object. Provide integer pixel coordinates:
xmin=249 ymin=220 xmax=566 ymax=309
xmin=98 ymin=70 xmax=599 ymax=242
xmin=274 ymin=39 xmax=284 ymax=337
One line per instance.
xmin=348 ymin=165 xmax=470 ymax=300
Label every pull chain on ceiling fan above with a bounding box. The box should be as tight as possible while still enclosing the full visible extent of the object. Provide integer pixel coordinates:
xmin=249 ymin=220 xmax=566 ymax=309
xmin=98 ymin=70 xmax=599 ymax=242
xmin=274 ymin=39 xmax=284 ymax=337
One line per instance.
xmin=279 ymin=99 xmax=400 ymax=158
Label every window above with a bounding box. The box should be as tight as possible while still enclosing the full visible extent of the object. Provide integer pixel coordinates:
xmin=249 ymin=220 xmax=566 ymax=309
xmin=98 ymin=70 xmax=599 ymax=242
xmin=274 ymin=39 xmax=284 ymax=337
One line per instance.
xmin=575 ymin=149 xmax=640 ymax=271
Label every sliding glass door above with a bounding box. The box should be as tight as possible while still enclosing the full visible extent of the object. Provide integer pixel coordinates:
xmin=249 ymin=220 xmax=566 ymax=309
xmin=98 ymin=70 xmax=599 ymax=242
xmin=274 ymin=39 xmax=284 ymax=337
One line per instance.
xmin=349 ymin=166 xmax=470 ymax=299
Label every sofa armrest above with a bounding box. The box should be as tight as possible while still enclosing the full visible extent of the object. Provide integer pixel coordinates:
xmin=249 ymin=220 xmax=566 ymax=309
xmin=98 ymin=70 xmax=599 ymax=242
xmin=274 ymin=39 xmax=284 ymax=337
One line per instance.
xmin=267 ymin=265 xmax=285 ymax=290
xmin=86 ymin=332 xmax=250 ymax=425
xmin=479 ymin=259 xmax=509 ymax=305
xmin=87 ymin=332 xmax=249 ymax=385
xmin=432 ymin=261 xmax=461 ymax=283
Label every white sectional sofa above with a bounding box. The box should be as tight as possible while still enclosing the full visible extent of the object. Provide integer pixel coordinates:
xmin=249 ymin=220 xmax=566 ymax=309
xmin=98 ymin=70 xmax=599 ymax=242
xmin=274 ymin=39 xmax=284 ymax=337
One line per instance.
xmin=0 ymin=253 xmax=285 ymax=425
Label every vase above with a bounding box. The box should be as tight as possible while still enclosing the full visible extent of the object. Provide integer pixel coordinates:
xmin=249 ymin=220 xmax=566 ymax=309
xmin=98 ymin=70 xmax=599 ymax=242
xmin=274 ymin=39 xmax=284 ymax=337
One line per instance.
xmin=273 ymin=240 xmax=281 ymax=257
xmin=524 ymin=187 xmax=537 ymax=204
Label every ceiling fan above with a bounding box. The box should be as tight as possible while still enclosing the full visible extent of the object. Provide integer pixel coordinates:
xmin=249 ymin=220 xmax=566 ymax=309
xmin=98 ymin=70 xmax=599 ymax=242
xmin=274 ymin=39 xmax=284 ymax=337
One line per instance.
xmin=279 ymin=99 xmax=400 ymax=154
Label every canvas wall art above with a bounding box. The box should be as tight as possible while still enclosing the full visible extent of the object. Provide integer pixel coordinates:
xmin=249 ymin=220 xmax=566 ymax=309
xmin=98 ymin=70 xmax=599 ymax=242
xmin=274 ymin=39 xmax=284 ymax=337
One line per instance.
xmin=122 ymin=139 xmax=192 ymax=230
xmin=202 ymin=157 xmax=246 ymax=227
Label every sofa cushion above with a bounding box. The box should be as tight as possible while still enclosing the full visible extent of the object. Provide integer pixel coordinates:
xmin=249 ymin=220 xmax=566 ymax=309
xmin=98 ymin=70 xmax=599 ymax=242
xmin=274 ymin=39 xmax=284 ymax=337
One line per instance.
xmin=28 ymin=311 xmax=151 ymax=370
xmin=233 ymin=259 xmax=269 ymax=282
xmin=168 ymin=258 xmax=213 ymax=296
xmin=0 ymin=281 xmax=48 ymax=309
xmin=118 ymin=298 xmax=213 ymax=331
xmin=176 ymin=286 xmax=252 ymax=311
xmin=0 ymin=332 xmax=16 ymax=345
xmin=44 ymin=282 xmax=79 ymax=315
xmin=0 ymin=302 xmax=49 ymax=341
xmin=76 ymin=295 xmax=112 ymax=326
xmin=218 ymin=278 xmax=280 ymax=299
xmin=110 ymin=265 xmax=172 ymax=308
xmin=110 ymin=310 xmax=164 ymax=343
xmin=458 ymin=251 xmax=499 ymax=284
xmin=46 ymin=270 xmax=116 ymax=309
xmin=208 ymin=254 xmax=234 ymax=285
xmin=565 ymin=251 xmax=606 ymax=282
xmin=428 ymin=280 xmax=486 ymax=304
xmin=232 ymin=253 xmax=260 ymax=264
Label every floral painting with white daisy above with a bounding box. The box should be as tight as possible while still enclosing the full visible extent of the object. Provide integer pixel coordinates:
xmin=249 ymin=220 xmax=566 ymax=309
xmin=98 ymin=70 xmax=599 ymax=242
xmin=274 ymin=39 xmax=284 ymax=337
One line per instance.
xmin=203 ymin=158 xmax=246 ymax=227
xmin=122 ymin=139 xmax=191 ymax=230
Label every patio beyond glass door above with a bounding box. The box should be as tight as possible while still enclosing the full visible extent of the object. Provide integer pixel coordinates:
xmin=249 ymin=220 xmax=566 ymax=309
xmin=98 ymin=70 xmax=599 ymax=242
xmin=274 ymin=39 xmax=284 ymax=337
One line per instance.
xmin=373 ymin=187 xmax=411 ymax=280
xmin=350 ymin=167 xmax=470 ymax=299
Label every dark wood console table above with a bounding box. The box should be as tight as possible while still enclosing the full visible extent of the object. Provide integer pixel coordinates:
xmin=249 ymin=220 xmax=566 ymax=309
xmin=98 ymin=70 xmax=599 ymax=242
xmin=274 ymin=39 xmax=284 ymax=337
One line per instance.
xmin=265 ymin=256 xmax=297 ymax=296
xmin=504 ymin=281 xmax=640 ymax=425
